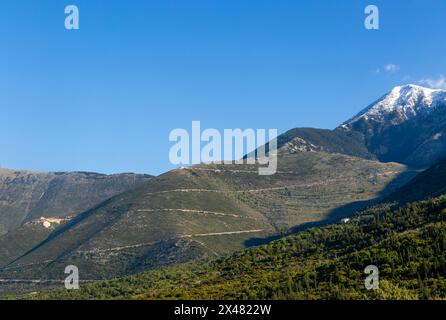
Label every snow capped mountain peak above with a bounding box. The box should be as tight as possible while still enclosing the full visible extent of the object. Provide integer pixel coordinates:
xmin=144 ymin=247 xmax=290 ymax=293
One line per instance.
xmin=341 ymin=84 xmax=446 ymax=128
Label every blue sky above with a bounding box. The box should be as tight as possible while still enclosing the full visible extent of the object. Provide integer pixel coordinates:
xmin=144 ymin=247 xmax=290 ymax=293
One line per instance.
xmin=1 ymin=0 xmax=445 ymax=175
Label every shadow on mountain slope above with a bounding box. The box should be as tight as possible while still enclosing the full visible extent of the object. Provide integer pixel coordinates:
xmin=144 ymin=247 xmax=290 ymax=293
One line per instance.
xmin=245 ymin=168 xmax=418 ymax=247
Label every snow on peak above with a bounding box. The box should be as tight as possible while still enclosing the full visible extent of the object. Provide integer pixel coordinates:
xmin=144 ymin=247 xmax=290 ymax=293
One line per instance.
xmin=341 ymin=84 xmax=446 ymax=128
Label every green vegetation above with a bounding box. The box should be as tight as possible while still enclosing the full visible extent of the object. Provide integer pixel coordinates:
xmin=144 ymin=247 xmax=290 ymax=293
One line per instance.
xmin=0 ymin=170 xmax=152 ymax=268
xmin=0 ymin=223 xmax=56 ymax=267
xmin=20 ymin=194 xmax=446 ymax=300
xmin=387 ymin=157 xmax=446 ymax=204
xmin=0 ymin=169 xmax=152 ymax=235
xmin=276 ymin=127 xmax=374 ymax=160
xmin=0 ymin=152 xmax=410 ymax=282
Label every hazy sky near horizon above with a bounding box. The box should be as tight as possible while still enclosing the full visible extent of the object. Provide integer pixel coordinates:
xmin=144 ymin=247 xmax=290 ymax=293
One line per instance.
xmin=1 ymin=0 xmax=446 ymax=175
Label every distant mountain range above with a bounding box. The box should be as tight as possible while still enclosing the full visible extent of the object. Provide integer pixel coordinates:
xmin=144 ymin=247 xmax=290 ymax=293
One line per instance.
xmin=1 ymin=84 xmax=446 ymax=297
xmin=0 ymin=170 xmax=152 ymax=235
xmin=0 ymin=170 xmax=152 ymax=268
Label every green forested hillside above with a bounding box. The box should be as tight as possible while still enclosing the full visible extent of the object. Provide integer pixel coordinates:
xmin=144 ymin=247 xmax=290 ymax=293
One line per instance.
xmin=386 ymin=157 xmax=446 ymax=204
xmin=20 ymin=194 xmax=446 ymax=300
xmin=0 ymin=152 xmax=409 ymax=282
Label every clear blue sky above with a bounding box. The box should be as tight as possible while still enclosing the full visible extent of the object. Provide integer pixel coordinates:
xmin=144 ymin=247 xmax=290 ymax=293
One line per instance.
xmin=1 ymin=0 xmax=445 ymax=175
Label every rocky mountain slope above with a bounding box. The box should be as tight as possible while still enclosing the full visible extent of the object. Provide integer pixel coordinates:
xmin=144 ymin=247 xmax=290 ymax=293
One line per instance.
xmin=269 ymin=85 xmax=446 ymax=169
xmin=0 ymin=169 xmax=152 ymax=236
xmin=0 ymin=153 xmax=409 ymax=281
xmin=0 ymin=217 xmax=71 ymax=267
xmin=339 ymin=84 xmax=446 ymax=168
xmin=275 ymin=128 xmax=374 ymax=159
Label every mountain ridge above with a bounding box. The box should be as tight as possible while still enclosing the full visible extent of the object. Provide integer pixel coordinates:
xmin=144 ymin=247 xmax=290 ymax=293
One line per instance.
xmin=0 ymin=152 xmax=410 ymax=281
xmin=341 ymin=84 xmax=446 ymax=127
xmin=2 ymin=84 xmax=446 ymax=296
xmin=337 ymin=84 xmax=446 ymax=168
xmin=254 ymin=85 xmax=446 ymax=169
xmin=0 ymin=168 xmax=153 ymax=233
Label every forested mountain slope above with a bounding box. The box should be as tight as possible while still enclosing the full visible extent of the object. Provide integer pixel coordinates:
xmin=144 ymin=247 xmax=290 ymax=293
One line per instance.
xmin=0 ymin=153 xmax=409 ymax=281
xmin=20 ymin=194 xmax=446 ymax=300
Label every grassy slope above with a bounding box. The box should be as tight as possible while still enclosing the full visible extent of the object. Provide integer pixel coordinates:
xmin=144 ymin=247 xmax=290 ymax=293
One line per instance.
xmin=0 ymin=152 xmax=410 ymax=281
xmin=22 ymin=195 xmax=446 ymax=300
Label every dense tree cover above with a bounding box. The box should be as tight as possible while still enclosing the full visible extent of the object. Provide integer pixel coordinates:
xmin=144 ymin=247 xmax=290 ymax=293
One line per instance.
xmin=13 ymin=195 xmax=446 ymax=300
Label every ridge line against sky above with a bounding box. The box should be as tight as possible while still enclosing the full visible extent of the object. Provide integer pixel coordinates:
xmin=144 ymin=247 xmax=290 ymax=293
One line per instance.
xmin=1 ymin=0 xmax=445 ymax=175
